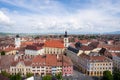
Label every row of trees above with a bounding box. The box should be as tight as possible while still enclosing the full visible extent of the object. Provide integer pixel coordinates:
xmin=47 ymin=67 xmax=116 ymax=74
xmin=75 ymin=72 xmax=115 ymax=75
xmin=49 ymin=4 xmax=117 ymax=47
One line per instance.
xmin=0 ymin=71 xmax=62 ymax=80
xmin=42 ymin=73 xmax=63 ymax=80
xmin=102 ymin=70 xmax=120 ymax=80
xmin=0 ymin=71 xmax=33 ymax=80
xmin=0 ymin=51 xmax=5 ymax=55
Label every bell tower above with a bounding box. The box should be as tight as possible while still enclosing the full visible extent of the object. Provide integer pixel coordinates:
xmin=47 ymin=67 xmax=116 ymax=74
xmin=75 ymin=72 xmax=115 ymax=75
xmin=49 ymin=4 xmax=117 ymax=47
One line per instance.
xmin=15 ymin=34 xmax=21 ymax=48
xmin=64 ymin=31 xmax=69 ymax=48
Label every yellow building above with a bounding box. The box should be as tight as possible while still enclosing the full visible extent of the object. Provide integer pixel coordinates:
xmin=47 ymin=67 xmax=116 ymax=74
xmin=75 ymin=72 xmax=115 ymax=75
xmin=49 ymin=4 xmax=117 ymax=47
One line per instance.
xmin=79 ymin=53 xmax=113 ymax=76
xmin=10 ymin=60 xmax=32 ymax=76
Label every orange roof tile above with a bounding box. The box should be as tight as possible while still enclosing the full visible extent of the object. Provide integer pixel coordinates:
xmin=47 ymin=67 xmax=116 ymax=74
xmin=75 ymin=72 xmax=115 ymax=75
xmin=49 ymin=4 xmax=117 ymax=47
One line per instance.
xmin=44 ymin=39 xmax=64 ymax=48
xmin=79 ymin=40 xmax=89 ymax=44
xmin=32 ymin=54 xmax=72 ymax=67
xmin=80 ymin=53 xmax=111 ymax=62
xmin=21 ymin=41 xmax=33 ymax=47
xmin=11 ymin=60 xmax=32 ymax=66
xmin=4 ymin=47 xmax=16 ymax=52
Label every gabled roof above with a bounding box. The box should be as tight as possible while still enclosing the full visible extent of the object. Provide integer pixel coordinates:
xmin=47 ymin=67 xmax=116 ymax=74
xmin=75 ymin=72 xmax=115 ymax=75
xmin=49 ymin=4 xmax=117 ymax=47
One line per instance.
xmin=26 ymin=45 xmax=43 ymax=50
xmin=0 ymin=55 xmax=15 ymax=69
xmin=11 ymin=60 xmax=32 ymax=66
xmin=80 ymin=45 xmax=93 ymax=51
xmin=79 ymin=53 xmax=112 ymax=62
xmin=32 ymin=54 xmax=73 ymax=66
xmin=4 ymin=47 xmax=16 ymax=52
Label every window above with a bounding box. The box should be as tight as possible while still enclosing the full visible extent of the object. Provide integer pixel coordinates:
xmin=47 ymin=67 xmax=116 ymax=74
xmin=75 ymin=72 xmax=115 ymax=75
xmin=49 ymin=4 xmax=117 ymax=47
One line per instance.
xmin=32 ymin=70 xmax=35 ymax=71
xmin=32 ymin=67 xmax=35 ymax=68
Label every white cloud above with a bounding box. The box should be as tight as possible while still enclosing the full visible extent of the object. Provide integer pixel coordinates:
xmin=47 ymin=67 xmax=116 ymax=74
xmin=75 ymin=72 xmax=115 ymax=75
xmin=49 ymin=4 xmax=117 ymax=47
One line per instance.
xmin=0 ymin=0 xmax=120 ymax=33
xmin=0 ymin=11 xmax=14 ymax=26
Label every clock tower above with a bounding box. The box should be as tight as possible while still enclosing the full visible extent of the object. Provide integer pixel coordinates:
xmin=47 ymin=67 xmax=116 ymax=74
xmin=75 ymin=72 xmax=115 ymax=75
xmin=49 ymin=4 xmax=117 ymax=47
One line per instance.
xmin=64 ymin=31 xmax=69 ymax=48
xmin=15 ymin=34 xmax=21 ymax=48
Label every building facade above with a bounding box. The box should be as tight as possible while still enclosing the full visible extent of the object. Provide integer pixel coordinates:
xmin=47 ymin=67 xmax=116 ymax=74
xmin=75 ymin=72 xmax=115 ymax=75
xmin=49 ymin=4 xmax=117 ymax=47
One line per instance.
xmin=79 ymin=53 xmax=113 ymax=76
xmin=44 ymin=31 xmax=69 ymax=54
xmin=112 ymin=53 xmax=120 ymax=70
xmin=25 ymin=45 xmax=44 ymax=55
xmin=10 ymin=54 xmax=73 ymax=76
xmin=10 ymin=61 xmax=32 ymax=76
xmin=44 ymin=40 xmax=65 ymax=54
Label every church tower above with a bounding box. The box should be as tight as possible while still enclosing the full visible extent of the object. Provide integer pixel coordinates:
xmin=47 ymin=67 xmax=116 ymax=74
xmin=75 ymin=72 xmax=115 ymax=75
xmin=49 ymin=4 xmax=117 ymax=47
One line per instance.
xmin=64 ymin=31 xmax=69 ymax=48
xmin=15 ymin=34 xmax=21 ymax=48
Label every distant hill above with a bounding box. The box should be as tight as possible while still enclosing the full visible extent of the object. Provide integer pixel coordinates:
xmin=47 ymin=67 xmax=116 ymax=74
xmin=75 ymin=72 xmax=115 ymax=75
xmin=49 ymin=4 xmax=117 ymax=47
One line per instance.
xmin=105 ymin=31 xmax=120 ymax=34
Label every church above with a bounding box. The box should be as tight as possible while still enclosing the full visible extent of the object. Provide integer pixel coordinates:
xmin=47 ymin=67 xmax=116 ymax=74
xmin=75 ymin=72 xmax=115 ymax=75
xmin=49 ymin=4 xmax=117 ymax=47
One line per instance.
xmin=44 ymin=31 xmax=69 ymax=54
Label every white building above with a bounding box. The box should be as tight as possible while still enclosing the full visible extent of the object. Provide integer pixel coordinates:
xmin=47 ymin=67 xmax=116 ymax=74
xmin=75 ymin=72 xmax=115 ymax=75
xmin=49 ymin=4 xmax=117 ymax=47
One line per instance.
xmin=25 ymin=45 xmax=44 ymax=55
xmin=112 ymin=53 xmax=120 ymax=70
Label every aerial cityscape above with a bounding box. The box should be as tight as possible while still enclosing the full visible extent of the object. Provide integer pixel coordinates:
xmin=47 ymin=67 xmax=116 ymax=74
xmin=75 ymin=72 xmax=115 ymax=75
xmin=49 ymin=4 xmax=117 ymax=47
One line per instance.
xmin=0 ymin=0 xmax=120 ymax=80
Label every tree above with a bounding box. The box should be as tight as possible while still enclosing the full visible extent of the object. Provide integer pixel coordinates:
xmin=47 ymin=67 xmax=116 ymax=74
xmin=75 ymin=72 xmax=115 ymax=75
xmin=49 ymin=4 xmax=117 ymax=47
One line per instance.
xmin=55 ymin=72 xmax=63 ymax=80
xmin=42 ymin=75 xmax=52 ymax=80
xmin=0 ymin=51 xmax=5 ymax=55
xmin=113 ymin=68 xmax=120 ymax=80
xmin=10 ymin=73 xmax=22 ymax=80
xmin=0 ymin=71 xmax=10 ymax=78
xmin=113 ymin=72 xmax=120 ymax=80
xmin=102 ymin=70 xmax=113 ymax=80
xmin=26 ymin=73 xmax=34 ymax=78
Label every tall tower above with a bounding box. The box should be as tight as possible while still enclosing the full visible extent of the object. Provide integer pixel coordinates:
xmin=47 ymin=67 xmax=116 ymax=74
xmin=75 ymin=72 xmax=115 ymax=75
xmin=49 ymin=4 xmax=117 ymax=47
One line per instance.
xmin=64 ymin=31 xmax=69 ymax=48
xmin=15 ymin=34 xmax=21 ymax=48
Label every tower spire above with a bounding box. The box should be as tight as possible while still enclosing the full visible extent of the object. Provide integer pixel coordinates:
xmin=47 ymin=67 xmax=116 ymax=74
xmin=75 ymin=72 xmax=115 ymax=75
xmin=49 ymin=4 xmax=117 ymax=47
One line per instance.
xmin=64 ymin=31 xmax=69 ymax=48
xmin=64 ymin=31 xmax=67 ymax=37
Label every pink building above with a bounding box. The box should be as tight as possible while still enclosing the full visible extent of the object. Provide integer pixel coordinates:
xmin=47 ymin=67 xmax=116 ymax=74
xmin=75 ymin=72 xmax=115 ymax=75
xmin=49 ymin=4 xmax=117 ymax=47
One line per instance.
xmin=62 ymin=55 xmax=73 ymax=76
xmin=63 ymin=66 xmax=73 ymax=76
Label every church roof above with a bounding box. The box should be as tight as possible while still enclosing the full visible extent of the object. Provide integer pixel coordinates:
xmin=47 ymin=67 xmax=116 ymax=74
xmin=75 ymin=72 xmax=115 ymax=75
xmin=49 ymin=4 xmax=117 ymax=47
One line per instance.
xmin=44 ymin=39 xmax=64 ymax=48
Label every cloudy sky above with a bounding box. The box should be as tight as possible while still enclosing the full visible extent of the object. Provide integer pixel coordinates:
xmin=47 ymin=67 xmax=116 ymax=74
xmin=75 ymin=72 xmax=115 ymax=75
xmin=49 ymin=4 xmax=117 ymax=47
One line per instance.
xmin=0 ymin=0 xmax=120 ymax=34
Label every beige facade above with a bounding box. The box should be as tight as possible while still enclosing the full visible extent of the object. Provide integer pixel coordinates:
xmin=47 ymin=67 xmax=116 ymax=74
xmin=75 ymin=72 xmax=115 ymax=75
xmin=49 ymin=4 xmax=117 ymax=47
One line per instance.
xmin=77 ymin=50 xmax=91 ymax=56
xmin=79 ymin=62 xmax=113 ymax=76
xmin=44 ymin=47 xmax=64 ymax=54
xmin=79 ymin=54 xmax=113 ymax=76
xmin=10 ymin=61 xmax=31 ymax=76
xmin=6 ymin=50 xmax=17 ymax=55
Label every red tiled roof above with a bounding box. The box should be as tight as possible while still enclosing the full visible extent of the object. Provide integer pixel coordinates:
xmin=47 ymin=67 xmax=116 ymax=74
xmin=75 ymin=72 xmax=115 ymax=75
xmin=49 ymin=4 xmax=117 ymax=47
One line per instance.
xmin=21 ymin=41 xmax=33 ymax=47
xmin=109 ymin=47 xmax=120 ymax=51
xmin=80 ymin=53 xmax=111 ymax=62
xmin=44 ymin=39 xmax=64 ymax=48
xmin=32 ymin=54 xmax=72 ymax=66
xmin=32 ymin=55 xmax=46 ymax=66
xmin=88 ymin=41 xmax=99 ymax=48
xmin=111 ymin=53 xmax=117 ymax=57
xmin=111 ymin=53 xmax=120 ymax=58
xmin=80 ymin=45 xmax=93 ymax=51
xmin=11 ymin=60 xmax=32 ymax=66
xmin=26 ymin=45 xmax=42 ymax=50
xmin=4 ymin=47 xmax=16 ymax=52
xmin=79 ymin=40 xmax=89 ymax=44
xmin=0 ymin=55 xmax=15 ymax=69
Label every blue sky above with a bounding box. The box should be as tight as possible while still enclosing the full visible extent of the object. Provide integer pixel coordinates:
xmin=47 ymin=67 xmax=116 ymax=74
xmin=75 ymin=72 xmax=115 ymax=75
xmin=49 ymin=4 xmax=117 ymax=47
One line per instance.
xmin=0 ymin=0 xmax=120 ymax=33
